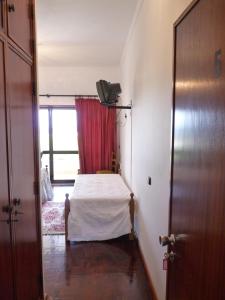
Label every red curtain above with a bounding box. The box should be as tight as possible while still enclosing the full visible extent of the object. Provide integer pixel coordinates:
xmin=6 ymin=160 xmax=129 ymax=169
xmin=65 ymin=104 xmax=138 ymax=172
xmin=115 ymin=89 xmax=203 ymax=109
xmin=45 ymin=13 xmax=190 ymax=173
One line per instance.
xmin=76 ymin=98 xmax=117 ymax=174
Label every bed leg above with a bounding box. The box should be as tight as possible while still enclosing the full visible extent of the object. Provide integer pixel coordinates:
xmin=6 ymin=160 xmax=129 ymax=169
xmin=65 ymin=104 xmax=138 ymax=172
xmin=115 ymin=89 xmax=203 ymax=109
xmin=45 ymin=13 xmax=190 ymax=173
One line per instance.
xmin=129 ymin=193 xmax=135 ymax=240
xmin=65 ymin=193 xmax=70 ymax=245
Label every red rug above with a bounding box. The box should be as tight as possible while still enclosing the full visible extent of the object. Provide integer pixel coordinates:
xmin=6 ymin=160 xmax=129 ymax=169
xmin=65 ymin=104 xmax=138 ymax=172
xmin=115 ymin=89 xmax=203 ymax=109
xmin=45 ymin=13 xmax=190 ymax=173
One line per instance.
xmin=42 ymin=202 xmax=65 ymax=235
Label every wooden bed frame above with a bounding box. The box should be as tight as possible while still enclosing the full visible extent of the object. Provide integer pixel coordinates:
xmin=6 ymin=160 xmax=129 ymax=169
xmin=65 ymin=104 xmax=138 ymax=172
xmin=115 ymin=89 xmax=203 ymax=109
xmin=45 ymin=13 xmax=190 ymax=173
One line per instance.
xmin=65 ymin=192 xmax=135 ymax=243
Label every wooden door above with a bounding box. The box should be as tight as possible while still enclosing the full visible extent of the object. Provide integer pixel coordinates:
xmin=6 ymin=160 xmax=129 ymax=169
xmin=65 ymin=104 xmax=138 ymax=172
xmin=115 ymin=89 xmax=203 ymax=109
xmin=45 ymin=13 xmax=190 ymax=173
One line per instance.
xmin=6 ymin=46 xmax=42 ymax=300
xmin=0 ymin=38 xmax=14 ymax=300
xmin=7 ymin=0 xmax=32 ymax=55
xmin=168 ymin=1 xmax=225 ymax=299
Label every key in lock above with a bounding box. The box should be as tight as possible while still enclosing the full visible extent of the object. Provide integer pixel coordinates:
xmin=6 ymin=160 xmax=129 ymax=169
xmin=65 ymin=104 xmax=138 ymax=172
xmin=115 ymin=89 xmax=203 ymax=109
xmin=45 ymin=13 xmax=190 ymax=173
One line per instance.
xmin=164 ymin=251 xmax=176 ymax=263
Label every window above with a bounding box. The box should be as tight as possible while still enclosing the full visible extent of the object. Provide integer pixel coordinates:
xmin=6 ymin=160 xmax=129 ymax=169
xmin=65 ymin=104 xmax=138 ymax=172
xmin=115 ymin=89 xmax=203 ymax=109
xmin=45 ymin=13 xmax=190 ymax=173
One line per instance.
xmin=39 ymin=106 xmax=79 ymax=184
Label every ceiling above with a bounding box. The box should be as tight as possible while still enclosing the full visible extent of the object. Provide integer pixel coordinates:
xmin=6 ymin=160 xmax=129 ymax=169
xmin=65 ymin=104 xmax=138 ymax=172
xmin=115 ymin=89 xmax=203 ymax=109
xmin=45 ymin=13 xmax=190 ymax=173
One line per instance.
xmin=36 ymin=0 xmax=139 ymax=67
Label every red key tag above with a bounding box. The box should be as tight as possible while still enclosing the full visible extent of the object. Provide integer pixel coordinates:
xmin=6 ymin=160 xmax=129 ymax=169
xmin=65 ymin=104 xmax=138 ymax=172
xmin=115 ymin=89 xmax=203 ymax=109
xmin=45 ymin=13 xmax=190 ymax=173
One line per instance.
xmin=163 ymin=258 xmax=168 ymax=271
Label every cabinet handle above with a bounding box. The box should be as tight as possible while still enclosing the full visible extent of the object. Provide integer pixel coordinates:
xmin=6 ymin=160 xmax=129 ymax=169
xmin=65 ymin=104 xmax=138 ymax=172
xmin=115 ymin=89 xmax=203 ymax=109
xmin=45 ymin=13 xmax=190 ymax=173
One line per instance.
xmin=0 ymin=218 xmax=18 ymax=223
xmin=13 ymin=198 xmax=21 ymax=206
xmin=0 ymin=219 xmax=10 ymax=224
xmin=2 ymin=205 xmax=13 ymax=214
xmin=8 ymin=3 xmax=15 ymax=12
xmin=14 ymin=210 xmax=24 ymax=216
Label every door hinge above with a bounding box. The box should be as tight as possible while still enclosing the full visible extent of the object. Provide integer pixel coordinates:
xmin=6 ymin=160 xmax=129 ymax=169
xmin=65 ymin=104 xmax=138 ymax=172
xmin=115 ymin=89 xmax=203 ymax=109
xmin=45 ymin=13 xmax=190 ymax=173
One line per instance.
xmin=32 ymin=81 xmax=36 ymax=96
xmin=29 ymin=2 xmax=34 ymax=19
xmin=37 ymin=272 xmax=44 ymax=300
xmin=30 ymin=38 xmax=35 ymax=54
xmin=39 ymin=272 xmax=43 ymax=290
xmin=33 ymin=181 xmax=39 ymax=196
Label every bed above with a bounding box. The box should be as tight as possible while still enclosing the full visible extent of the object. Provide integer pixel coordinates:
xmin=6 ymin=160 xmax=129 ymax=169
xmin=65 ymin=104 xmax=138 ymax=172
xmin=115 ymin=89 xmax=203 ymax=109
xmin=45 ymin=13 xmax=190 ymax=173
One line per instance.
xmin=64 ymin=174 xmax=135 ymax=242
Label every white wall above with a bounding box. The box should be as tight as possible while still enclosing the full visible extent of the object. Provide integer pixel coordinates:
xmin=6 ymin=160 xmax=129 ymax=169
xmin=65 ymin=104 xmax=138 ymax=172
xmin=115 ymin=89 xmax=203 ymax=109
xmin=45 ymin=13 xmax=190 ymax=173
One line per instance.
xmin=119 ymin=0 xmax=192 ymax=299
xmin=38 ymin=65 xmax=120 ymax=105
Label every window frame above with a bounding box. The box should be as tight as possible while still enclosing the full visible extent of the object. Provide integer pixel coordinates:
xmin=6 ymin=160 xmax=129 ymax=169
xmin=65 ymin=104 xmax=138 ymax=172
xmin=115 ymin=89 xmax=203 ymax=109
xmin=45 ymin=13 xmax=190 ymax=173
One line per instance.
xmin=40 ymin=105 xmax=78 ymax=185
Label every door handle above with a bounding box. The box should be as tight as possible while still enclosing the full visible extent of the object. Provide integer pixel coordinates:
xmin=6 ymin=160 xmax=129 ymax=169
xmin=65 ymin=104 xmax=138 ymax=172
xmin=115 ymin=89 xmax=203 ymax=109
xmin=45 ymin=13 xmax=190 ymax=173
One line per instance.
xmin=8 ymin=3 xmax=15 ymax=12
xmin=159 ymin=234 xmax=176 ymax=246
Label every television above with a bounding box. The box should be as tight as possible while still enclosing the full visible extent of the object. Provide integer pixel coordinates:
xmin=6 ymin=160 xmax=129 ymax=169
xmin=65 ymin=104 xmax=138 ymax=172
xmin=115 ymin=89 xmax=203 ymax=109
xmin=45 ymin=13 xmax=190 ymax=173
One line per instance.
xmin=96 ymin=80 xmax=121 ymax=106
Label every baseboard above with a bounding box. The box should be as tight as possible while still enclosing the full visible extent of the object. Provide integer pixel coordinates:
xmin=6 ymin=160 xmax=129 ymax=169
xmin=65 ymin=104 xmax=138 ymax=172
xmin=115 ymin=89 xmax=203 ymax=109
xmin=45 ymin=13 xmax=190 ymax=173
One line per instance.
xmin=136 ymin=239 xmax=158 ymax=300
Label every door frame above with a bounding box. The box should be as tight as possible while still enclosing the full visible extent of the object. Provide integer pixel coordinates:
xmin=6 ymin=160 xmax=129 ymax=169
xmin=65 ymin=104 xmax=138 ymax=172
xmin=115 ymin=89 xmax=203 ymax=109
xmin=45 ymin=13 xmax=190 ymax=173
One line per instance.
xmin=31 ymin=1 xmax=44 ymax=299
xmin=166 ymin=0 xmax=201 ymax=298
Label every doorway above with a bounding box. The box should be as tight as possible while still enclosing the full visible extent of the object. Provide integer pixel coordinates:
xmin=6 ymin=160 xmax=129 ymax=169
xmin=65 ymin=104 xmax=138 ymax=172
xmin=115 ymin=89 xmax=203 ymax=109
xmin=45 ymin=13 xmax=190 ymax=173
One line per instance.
xmin=39 ymin=105 xmax=78 ymax=236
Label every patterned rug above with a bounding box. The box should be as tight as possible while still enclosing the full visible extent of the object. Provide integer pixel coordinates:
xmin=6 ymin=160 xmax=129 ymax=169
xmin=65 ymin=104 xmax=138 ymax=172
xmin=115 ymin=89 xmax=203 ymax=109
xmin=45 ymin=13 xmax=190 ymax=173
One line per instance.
xmin=42 ymin=202 xmax=65 ymax=235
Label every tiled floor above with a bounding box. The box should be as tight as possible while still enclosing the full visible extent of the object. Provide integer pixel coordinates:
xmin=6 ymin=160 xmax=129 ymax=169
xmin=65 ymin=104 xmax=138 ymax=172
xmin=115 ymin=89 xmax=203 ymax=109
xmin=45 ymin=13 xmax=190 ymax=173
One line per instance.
xmin=43 ymin=235 xmax=153 ymax=300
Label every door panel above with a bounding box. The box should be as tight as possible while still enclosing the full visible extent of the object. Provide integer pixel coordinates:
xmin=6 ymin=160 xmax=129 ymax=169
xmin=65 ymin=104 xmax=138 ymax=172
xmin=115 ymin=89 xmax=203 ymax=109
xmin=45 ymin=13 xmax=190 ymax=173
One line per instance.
xmin=7 ymin=0 xmax=32 ymax=55
xmin=0 ymin=0 xmax=4 ymax=31
xmin=0 ymin=40 xmax=14 ymax=300
xmin=7 ymin=47 xmax=42 ymax=300
xmin=168 ymin=1 xmax=225 ymax=299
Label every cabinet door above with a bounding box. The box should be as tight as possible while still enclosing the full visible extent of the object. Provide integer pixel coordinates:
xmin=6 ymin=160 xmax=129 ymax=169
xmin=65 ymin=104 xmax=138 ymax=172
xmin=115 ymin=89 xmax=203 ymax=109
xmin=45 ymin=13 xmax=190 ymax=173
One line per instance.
xmin=7 ymin=0 xmax=32 ymax=55
xmin=0 ymin=0 xmax=5 ymax=31
xmin=0 ymin=40 xmax=14 ymax=300
xmin=6 ymin=46 xmax=42 ymax=300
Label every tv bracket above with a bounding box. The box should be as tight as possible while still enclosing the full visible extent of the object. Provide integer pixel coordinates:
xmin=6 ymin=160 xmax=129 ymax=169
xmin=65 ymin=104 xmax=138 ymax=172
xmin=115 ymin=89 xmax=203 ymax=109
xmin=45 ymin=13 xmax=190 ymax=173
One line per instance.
xmin=106 ymin=100 xmax=132 ymax=109
xmin=107 ymin=104 xmax=132 ymax=109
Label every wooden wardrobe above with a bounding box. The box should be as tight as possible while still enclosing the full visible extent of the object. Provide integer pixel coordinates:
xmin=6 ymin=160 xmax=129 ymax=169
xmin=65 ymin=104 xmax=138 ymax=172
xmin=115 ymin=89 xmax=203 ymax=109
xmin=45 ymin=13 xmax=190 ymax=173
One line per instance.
xmin=0 ymin=1 xmax=43 ymax=300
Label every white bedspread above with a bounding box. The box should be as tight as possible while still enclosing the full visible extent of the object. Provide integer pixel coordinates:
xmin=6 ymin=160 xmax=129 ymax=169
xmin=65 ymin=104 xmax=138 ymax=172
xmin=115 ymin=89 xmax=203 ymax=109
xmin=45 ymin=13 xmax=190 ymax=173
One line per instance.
xmin=68 ymin=174 xmax=132 ymax=241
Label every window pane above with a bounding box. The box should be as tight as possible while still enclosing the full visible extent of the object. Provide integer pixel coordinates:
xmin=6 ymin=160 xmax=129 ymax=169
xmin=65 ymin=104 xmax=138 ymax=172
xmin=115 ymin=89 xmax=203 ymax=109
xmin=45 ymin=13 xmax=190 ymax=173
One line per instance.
xmin=39 ymin=109 xmax=49 ymax=151
xmin=54 ymin=154 xmax=79 ymax=180
xmin=52 ymin=109 xmax=78 ymax=151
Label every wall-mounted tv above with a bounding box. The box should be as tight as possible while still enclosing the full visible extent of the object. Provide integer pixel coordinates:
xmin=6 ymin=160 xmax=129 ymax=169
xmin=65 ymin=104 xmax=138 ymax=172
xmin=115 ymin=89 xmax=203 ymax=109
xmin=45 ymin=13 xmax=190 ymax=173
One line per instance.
xmin=96 ymin=80 xmax=121 ymax=106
